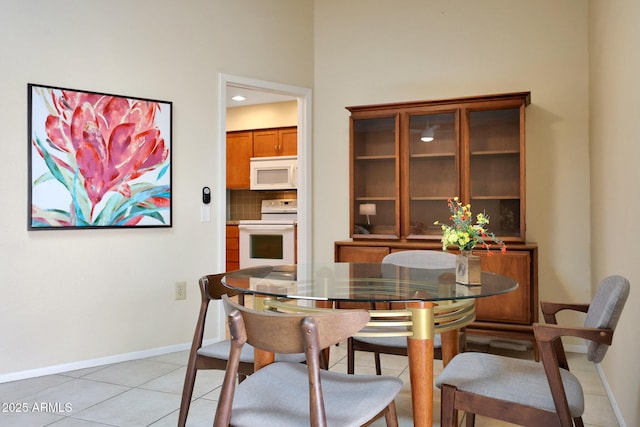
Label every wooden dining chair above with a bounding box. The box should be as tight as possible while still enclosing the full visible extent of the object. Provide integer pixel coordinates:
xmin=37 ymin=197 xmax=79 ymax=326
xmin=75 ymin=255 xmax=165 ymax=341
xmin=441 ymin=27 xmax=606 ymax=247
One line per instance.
xmin=178 ymin=273 xmax=306 ymax=427
xmin=214 ymin=294 xmax=403 ymax=427
xmin=347 ymin=250 xmax=463 ymax=375
xmin=436 ymin=274 xmax=630 ymax=427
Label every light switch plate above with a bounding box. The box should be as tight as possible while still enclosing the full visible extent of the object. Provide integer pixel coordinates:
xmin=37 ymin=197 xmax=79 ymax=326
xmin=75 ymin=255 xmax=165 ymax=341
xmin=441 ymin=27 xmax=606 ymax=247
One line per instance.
xmin=200 ymin=206 xmax=210 ymax=222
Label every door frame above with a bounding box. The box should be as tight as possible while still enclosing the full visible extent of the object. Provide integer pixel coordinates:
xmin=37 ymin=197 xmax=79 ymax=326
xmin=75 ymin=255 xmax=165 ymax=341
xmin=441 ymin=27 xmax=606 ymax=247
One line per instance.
xmin=218 ymin=73 xmax=313 ymax=268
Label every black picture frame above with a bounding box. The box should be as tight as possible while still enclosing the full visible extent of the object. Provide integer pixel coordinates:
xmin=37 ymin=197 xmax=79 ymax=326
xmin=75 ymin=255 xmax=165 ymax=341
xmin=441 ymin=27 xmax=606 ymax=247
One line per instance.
xmin=28 ymin=83 xmax=172 ymax=230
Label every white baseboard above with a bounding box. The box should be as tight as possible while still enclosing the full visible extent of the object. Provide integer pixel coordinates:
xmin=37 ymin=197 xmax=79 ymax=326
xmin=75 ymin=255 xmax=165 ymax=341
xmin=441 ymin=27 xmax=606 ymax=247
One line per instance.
xmin=596 ymin=363 xmax=627 ymax=427
xmin=0 ymin=338 xmax=223 ymax=384
xmin=564 ymin=344 xmax=626 ymax=426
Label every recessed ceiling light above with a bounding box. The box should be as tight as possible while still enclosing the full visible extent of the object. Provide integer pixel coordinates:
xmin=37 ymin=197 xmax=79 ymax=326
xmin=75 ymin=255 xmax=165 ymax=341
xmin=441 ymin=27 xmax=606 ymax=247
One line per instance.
xmin=231 ymin=95 xmax=246 ymax=102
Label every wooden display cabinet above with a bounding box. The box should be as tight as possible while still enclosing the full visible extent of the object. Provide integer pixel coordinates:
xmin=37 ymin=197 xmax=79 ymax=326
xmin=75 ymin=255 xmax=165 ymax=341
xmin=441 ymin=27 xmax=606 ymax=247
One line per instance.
xmin=347 ymin=92 xmax=530 ymax=243
xmin=342 ymin=92 xmax=537 ymax=352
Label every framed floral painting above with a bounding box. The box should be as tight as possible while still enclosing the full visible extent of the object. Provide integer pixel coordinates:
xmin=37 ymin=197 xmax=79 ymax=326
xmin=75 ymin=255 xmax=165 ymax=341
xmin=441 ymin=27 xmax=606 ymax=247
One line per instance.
xmin=28 ymin=83 xmax=172 ymax=230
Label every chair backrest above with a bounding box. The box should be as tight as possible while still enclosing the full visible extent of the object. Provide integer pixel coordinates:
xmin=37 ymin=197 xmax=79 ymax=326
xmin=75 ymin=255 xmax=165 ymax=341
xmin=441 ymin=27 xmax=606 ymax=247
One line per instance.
xmin=584 ymin=275 xmax=630 ymax=362
xmin=217 ymin=295 xmax=370 ymax=426
xmin=222 ymin=294 xmax=370 ymax=355
xmin=201 ymin=274 xmax=243 ymax=301
xmin=382 ymin=249 xmax=456 ymax=269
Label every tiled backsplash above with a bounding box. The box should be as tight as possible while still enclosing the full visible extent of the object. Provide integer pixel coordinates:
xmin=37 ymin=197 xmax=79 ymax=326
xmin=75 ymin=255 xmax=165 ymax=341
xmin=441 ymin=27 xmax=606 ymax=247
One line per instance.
xmin=227 ymin=189 xmax=297 ymax=220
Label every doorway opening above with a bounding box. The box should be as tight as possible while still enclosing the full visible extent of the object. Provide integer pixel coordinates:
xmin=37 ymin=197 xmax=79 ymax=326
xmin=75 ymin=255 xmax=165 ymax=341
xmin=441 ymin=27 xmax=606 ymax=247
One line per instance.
xmin=218 ymin=74 xmax=312 ymax=270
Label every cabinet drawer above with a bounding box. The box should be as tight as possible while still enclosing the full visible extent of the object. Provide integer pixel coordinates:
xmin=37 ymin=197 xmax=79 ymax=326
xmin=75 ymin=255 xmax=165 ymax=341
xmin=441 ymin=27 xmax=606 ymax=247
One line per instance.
xmin=337 ymin=246 xmax=390 ymax=263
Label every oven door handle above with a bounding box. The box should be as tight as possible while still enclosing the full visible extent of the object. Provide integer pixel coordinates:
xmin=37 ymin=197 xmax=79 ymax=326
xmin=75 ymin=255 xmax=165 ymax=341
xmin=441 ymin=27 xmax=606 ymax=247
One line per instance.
xmin=238 ymin=224 xmax=295 ymax=232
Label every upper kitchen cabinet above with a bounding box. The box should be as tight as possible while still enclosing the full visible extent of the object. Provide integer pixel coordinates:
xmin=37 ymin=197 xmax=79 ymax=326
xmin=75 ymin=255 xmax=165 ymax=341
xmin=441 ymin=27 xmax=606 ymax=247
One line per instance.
xmin=348 ymin=92 xmax=530 ymax=242
xmin=253 ymin=126 xmax=297 ymax=157
xmin=226 ymin=130 xmax=253 ymax=189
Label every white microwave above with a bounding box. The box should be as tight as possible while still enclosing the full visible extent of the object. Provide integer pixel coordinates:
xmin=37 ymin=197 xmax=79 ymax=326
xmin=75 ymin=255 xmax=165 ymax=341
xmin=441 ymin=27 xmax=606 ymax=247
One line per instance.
xmin=250 ymin=156 xmax=297 ymax=190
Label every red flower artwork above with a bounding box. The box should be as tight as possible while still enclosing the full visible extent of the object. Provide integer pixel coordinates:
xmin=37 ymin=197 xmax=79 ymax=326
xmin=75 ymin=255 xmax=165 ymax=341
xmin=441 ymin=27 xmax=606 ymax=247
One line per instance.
xmin=29 ymin=85 xmax=171 ymax=228
xmin=46 ymin=91 xmax=168 ymax=206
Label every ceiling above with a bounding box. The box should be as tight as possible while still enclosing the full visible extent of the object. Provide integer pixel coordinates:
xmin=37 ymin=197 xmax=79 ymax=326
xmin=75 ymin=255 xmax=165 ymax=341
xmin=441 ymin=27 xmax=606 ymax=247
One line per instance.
xmin=226 ymin=86 xmax=296 ymax=107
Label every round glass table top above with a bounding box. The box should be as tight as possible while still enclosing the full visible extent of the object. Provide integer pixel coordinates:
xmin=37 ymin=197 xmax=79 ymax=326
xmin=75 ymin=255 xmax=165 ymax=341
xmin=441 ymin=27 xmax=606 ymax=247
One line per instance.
xmin=222 ymin=263 xmax=518 ymax=303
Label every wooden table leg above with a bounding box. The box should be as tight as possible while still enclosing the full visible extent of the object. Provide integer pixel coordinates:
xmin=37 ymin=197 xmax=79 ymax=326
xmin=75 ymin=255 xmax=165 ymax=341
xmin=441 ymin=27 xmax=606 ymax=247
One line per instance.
xmin=251 ymin=295 xmax=276 ymax=371
xmin=253 ymin=348 xmax=275 ymax=371
xmin=406 ymin=301 xmax=434 ymax=427
xmin=440 ymin=329 xmax=460 ymax=366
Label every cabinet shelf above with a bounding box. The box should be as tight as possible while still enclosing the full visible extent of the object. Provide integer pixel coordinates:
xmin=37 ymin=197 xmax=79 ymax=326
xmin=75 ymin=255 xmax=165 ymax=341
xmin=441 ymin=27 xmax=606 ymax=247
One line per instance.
xmin=410 ymin=196 xmax=453 ymax=201
xmin=471 ymin=150 xmax=519 ymax=156
xmin=472 ymin=195 xmax=520 ymax=200
xmin=355 ymin=197 xmax=397 ymax=201
xmin=355 ymin=155 xmax=396 ymax=160
xmin=410 ymin=153 xmax=455 ymax=159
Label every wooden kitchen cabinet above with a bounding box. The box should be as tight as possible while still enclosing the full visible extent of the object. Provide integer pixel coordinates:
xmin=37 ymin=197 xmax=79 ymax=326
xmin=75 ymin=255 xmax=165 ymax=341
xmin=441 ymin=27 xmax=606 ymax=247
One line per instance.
xmin=334 ymin=240 xmax=539 ymax=350
xmin=253 ymin=126 xmax=297 ymax=157
xmin=226 ymin=131 xmax=253 ymax=189
xmin=347 ymin=92 xmax=530 ymax=243
xmin=226 ymin=224 xmax=240 ymax=272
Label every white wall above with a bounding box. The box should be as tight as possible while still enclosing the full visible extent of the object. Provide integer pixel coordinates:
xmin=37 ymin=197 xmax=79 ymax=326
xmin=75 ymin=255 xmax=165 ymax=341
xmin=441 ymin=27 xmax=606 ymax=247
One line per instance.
xmin=0 ymin=0 xmax=314 ymax=377
xmin=589 ymin=1 xmax=640 ymax=425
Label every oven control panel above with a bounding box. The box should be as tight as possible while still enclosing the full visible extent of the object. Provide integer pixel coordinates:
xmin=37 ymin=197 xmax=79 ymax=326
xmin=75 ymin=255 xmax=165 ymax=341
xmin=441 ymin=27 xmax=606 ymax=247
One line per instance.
xmin=261 ymin=198 xmax=297 ymax=213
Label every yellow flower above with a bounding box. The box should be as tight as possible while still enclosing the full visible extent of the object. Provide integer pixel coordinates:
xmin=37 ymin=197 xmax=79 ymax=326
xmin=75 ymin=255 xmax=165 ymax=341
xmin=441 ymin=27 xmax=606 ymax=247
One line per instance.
xmin=436 ymin=198 xmax=506 ymax=253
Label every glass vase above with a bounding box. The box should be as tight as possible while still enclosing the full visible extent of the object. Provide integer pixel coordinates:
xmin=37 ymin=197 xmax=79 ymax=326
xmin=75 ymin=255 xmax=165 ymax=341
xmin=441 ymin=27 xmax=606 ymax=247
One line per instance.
xmin=456 ymin=250 xmax=481 ymax=285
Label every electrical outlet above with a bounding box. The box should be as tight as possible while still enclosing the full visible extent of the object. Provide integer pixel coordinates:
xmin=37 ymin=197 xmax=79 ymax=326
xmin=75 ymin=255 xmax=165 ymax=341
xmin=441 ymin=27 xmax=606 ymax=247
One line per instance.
xmin=175 ymin=281 xmax=187 ymax=300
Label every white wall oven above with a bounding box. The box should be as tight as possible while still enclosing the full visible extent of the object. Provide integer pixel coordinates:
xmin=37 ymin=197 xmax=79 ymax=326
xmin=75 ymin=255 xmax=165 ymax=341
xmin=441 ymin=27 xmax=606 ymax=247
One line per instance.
xmin=238 ymin=199 xmax=297 ymax=268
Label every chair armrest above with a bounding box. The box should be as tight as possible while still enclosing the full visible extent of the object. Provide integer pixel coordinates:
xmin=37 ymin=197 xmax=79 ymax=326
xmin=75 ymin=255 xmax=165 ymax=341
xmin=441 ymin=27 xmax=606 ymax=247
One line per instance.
xmin=533 ymin=322 xmax=610 ymax=426
xmin=540 ymin=301 xmax=589 ymax=324
xmin=533 ymin=322 xmax=613 ymax=346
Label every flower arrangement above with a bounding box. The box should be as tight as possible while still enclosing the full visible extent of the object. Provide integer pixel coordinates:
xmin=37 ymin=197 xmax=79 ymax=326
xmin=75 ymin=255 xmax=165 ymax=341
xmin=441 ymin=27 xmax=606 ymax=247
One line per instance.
xmin=434 ymin=197 xmax=506 ymax=254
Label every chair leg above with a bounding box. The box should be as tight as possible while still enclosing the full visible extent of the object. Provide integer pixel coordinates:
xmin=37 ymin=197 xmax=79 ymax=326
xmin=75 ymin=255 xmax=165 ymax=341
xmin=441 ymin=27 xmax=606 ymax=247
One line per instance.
xmin=347 ymin=338 xmax=355 ymax=374
xmin=319 ymin=347 xmax=329 ymax=370
xmin=574 ymin=416 xmax=585 ymax=427
xmin=374 ymin=352 xmax=382 ymax=375
xmin=440 ymin=384 xmax=457 ymax=427
xmin=384 ymin=400 xmax=399 ymax=427
xmin=178 ymin=366 xmax=197 ymax=427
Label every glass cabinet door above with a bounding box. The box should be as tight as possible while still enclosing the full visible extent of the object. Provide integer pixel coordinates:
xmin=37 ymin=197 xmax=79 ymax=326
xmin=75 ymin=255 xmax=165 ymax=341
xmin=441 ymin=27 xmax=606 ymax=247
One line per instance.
xmin=351 ymin=115 xmax=399 ymax=238
xmin=467 ymin=107 xmax=523 ymax=239
xmin=405 ymin=111 xmax=458 ymax=239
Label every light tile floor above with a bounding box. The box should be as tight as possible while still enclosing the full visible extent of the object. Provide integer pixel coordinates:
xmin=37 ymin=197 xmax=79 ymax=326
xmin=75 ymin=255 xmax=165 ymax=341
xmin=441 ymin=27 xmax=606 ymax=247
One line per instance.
xmin=0 ymin=343 xmax=618 ymax=426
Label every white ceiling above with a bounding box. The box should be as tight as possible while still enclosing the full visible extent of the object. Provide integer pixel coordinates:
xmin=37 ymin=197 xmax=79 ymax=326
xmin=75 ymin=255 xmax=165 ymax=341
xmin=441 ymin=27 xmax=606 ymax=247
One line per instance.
xmin=226 ymin=86 xmax=296 ymax=107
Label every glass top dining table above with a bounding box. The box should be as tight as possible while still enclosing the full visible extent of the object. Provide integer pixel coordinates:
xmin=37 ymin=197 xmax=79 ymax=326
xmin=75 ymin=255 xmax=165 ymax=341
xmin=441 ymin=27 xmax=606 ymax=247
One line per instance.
xmin=222 ymin=263 xmax=517 ymax=302
xmin=222 ymin=262 xmax=518 ymax=427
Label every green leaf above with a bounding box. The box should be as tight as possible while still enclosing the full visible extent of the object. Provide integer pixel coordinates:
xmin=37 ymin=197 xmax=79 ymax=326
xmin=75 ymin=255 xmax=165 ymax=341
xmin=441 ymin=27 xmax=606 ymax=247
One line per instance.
xmin=93 ymin=184 xmax=170 ymax=226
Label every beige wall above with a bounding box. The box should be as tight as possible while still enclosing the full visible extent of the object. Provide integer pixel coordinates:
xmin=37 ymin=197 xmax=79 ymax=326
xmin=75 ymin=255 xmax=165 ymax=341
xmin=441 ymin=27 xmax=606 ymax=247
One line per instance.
xmin=0 ymin=0 xmax=314 ymax=376
xmin=226 ymin=101 xmax=297 ymax=131
xmin=589 ymin=0 xmax=640 ymax=425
